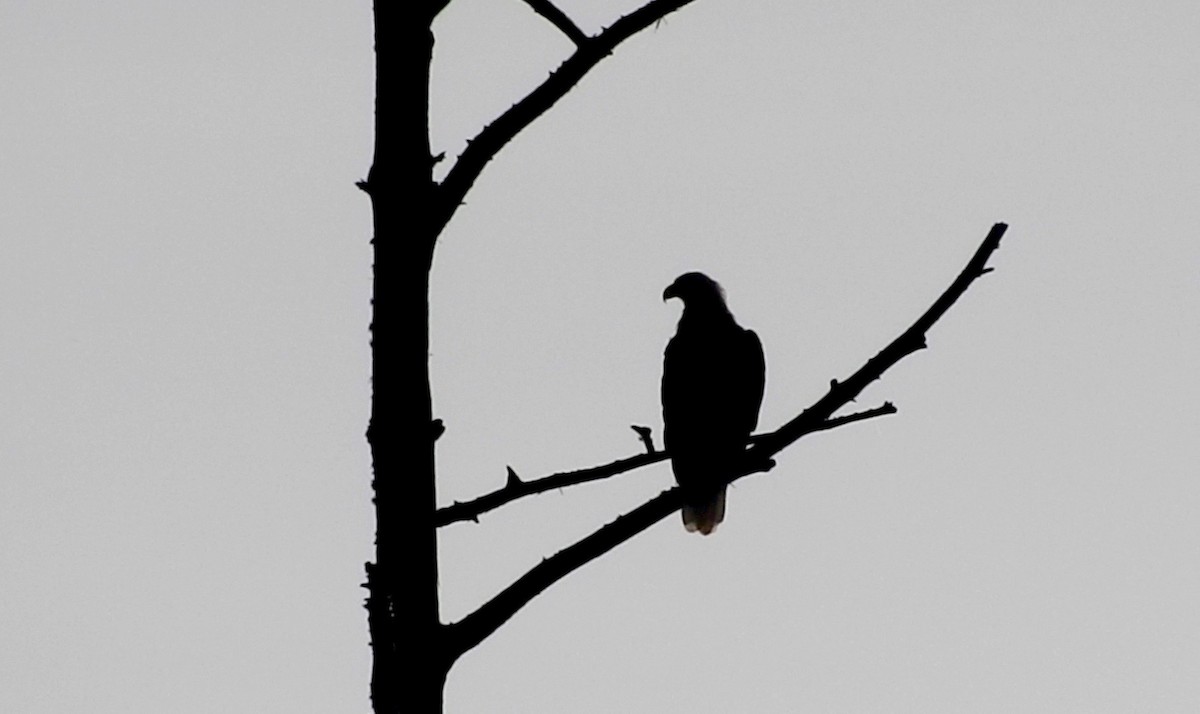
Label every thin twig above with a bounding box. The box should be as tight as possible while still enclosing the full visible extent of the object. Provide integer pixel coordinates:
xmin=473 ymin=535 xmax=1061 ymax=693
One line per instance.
xmin=631 ymin=425 xmax=657 ymax=454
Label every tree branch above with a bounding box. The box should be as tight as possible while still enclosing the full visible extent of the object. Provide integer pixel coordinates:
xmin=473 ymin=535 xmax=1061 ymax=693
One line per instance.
xmin=438 ymin=0 xmax=698 ymax=219
xmin=438 ymin=451 xmax=669 ymax=527
xmin=436 ymin=404 xmax=895 ymax=527
xmin=745 ymin=222 xmax=1008 ymax=465
xmin=444 ymin=223 xmax=1008 ymax=659
xmin=519 ymin=0 xmax=589 ymax=45
xmin=447 ymin=487 xmax=682 ymax=657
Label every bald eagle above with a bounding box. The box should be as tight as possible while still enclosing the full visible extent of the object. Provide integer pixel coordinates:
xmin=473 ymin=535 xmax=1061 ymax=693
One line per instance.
xmin=662 ymin=273 xmax=766 ymax=535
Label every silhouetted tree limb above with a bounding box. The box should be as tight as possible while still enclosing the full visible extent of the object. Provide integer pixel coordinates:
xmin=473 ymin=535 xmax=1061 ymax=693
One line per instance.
xmin=438 ymin=0 xmax=698 ymax=219
xmin=519 ymin=0 xmax=589 ymax=45
xmin=439 ymin=451 xmax=666 ymax=527
xmin=446 ymin=488 xmax=680 ymax=658
xmin=443 ymin=223 xmax=1006 ymax=660
xmin=745 ymin=222 xmax=1007 ymax=463
xmin=435 ymin=404 xmax=895 ymax=527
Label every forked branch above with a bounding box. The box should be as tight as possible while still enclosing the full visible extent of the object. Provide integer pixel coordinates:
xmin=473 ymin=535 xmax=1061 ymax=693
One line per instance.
xmin=445 ymin=409 xmax=896 ymax=658
xmin=746 ymin=222 xmax=1007 ymax=463
xmin=438 ymin=0 xmax=698 ymax=217
xmin=444 ymin=223 xmax=1008 ymax=660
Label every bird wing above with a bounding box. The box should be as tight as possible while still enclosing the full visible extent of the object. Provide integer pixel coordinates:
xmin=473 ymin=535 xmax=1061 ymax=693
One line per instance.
xmin=662 ymin=325 xmax=765 ymax=468
xmin=732 ymin=328 xmax=766 ymax=438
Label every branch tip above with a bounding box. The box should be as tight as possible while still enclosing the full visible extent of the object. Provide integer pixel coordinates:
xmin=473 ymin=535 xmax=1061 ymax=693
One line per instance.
xmin=631 ymin=425 xmax=657 ymax=453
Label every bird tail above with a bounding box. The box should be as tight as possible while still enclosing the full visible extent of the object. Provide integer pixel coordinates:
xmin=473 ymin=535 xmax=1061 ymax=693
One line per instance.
xmin=682 ymin=487 xmax=726 ymax=536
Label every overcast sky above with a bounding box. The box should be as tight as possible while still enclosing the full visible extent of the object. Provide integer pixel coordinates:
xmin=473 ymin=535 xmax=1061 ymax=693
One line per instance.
xmin=3 ymin=1 xmax=1199 ymax=712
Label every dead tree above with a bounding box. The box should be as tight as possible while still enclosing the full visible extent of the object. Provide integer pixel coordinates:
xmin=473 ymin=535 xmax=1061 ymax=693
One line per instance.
xmin=356 ymin=2 xmax=1008 ymax=711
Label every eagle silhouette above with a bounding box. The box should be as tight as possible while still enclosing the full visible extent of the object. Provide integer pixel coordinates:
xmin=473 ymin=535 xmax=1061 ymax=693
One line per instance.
xmin=662 ymin=273 xmax=766 ymax=535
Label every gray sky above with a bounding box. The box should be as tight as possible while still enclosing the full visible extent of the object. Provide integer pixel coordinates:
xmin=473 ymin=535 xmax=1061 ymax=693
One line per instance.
xmin=3 ymin=1 xmax=1199 ymax=712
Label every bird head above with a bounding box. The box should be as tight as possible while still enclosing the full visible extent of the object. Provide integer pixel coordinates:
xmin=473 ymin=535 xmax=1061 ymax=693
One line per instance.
xmin=663 ymin=272 xmax=726 ymax=307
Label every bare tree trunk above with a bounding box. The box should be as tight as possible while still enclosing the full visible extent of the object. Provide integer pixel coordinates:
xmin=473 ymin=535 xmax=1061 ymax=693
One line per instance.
xmin=361 ymin=4 xmax=449 ymax=712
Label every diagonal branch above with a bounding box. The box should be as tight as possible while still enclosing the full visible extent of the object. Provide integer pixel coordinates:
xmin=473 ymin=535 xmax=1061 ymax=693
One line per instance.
xmin=447 ymin=487 xmax=681 ymax=658
xmin=519 ymin=0 xmax=589 ymax=45
xmin=438 ymin=0 xmax=698 ymax=218
xmin=444 ymin=223 xmax=1008 ymax=660
xmin=436 ymin=404 xmax=897 ymax=527
xmin=745 ymin=222 xmax=1008 ymax=464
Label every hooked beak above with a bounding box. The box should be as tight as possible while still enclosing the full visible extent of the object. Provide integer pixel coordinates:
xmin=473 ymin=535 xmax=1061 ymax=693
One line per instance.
xmin=662 ymin=283 xmax=678 ymax=302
